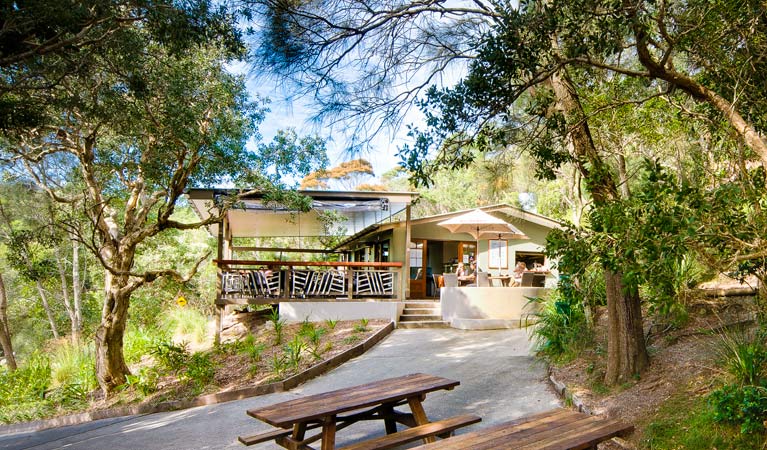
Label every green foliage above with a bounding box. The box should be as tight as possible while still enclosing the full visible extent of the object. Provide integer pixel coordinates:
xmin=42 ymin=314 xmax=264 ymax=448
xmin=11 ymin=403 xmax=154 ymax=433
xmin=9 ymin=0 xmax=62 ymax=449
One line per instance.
xmin=0 ymin=353 xmax=50 ymax=406
xmin=269 ymin=353 xmax=289 ymax=380
xmin=49 ymin=342 xmax=97 ymax=393
xmin=709 ymin=384 xmax=767 ymax=434
xmin=284 ymin=336 xmax=304 ymax=370
xmin=298 ymin=317 xmax=316 ymax=336
xmin=161 ymin=307 xmax=209 ymax=346
xmin=0 ymin=353 xmax=51 ymax=424
xmin=324 ymin=318 xmax=337 ymax=330
xmin=239 ymin=335 xmax=265 ymax=362
xmin=124 ymin=326 xmax=168 ymax=366
xmin=644 ymin=393 xmax=765 ymax=449
xmin=151 ymin=341 xmax=190 ymax=374
xmin=353 ymin=318 xmax=369 ymax=333
xmin=528 ymin=288 xmax=591 ymax=362
xmin=342 ymin=335 xmax=361 ymax=346
xmin=123 ymin=368 xmax=160 ymax=397
xmin=181 ymin=352 xmax=216 ymax=394
xmin=715 ymin=327 xmax=767 ymax=386
xmin=268 ymin=308 xmax=286 ymax=345
xmin=303 ymin=327 xmax=327 ymax=360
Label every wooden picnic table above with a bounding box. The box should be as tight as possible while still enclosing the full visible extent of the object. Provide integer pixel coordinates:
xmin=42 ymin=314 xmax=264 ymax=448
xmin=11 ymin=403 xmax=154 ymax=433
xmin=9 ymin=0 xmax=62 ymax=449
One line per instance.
xmin=410 ymin=408 xmax=633 ymax=450
xmin=240 ymin=373 xmax=480 ymax=450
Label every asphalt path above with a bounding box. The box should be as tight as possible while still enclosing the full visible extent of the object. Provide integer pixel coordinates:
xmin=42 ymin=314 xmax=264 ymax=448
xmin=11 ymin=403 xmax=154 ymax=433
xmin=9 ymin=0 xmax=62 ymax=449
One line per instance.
xmin=0 ymin=328 xmax=560 ymax=450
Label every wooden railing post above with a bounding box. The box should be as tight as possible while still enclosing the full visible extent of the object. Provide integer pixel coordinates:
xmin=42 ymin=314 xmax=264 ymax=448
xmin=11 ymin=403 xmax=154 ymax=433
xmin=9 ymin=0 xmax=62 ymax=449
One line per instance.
xmin=347 ymin=267 xmax=354 ymax=301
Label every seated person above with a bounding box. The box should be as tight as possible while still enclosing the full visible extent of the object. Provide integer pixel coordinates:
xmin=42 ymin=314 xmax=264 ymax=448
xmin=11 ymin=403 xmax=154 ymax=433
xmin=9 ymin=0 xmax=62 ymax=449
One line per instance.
xmin=456 ymin=262 xmax=476 ymax=285
xmin=455 ymin=262 xmax=466 ymax=278
xmin=512 ymin=261 xmax=527 ymax=286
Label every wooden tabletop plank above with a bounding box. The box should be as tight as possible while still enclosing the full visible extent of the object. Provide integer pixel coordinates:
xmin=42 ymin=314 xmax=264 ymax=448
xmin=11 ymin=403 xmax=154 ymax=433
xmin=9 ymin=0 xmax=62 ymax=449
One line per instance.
xmin=492 ymin=415 xmax=616 ymax=448
xmin=411 ymin=409 xmax=632 ymax=450
xmin=516 ymin=419 xmax=634 ymax=450
xmin=248 ymin=373 xmax=459 ymax=428
xmin=411 ymin=409 xmax=578 ymax=450
xmin=250 ymin=373 xmax=432 ymax=417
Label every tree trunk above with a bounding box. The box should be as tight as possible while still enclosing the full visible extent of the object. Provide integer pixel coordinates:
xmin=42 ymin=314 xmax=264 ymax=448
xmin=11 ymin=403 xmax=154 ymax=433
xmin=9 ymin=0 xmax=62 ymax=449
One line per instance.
xmin=72 ymin=238 xmax=83 ymax=340
xmin=35 ymin=280 xmax=59 ymax=339
xmin=550 ymin=68 xmax=650 ymax=384
xmin=0 ymin=273 xmax=17 ymax=371
xmin=95 ymin=269 xmax=132 ymax=394
xmin=604 ymin=269 xmax=649 ymax=384
xmin=55 ymin=246 xmax=79 ymax=344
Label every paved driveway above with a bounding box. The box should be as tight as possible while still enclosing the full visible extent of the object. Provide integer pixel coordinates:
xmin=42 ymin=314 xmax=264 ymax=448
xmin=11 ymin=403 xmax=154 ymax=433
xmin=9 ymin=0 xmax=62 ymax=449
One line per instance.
xmin=0 ymin=328 xmax=560 ymax=450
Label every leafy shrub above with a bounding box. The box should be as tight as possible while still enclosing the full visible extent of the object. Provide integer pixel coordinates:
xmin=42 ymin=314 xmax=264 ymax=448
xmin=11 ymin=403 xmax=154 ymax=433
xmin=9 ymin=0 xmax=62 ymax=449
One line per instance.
xmin=528 ymin=290 xmax=591 ymax=362
xmin=181 ymin=352 xmax=216 ymax=394
xmin=298 ymin=317 xmax=315 ymax=337
xmin=151 ymin=341 xmax=190 ymax=374
xmin=709 ymin=384 xmax=767 ymax=434
xmin=124 ymin=326 xmax=167 ymax=365
xmin=123 ymin=367 xmax=159 ymax=397
xmin=239 ymin=335 xmax=265 ymax=362
xmin=0 ymin=352 xmax=50 ymax=406
xmin=47 ymin=382 xmax=91 ymax=408
xmin=325 ymin=318 xmax=338 ymax=330
xmin=716 ymin=326 xmax=767 ymax=386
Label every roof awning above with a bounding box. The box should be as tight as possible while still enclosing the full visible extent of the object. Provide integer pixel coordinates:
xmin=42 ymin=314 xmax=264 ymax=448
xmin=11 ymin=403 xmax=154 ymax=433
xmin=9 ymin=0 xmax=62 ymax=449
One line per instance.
xmin=186 ymin=189 xmax=418 ymax=238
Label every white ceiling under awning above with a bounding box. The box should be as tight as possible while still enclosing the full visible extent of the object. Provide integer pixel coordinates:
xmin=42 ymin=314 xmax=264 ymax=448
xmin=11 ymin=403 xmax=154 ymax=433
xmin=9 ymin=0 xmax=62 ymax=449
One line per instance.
xmin=187 ymin=189 xmax=418 ymax=238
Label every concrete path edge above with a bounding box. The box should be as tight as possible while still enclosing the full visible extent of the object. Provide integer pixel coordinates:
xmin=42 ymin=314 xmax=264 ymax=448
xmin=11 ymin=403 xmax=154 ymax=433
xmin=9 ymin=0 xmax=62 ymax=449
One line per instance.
xmin=0 ymin=322 xmax=395 ymax=437
xmin=548 ymin=367 xmax=635 ymax=449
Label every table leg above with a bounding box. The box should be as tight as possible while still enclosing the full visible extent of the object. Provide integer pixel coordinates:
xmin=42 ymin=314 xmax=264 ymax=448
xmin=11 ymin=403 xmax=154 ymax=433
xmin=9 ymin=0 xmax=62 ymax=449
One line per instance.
xmin=381 ymin=404 xmax=398 ymax=434
xmin=321 ymin=416 xmax=336 ymax=450
xmin=293 ymin=422 xmax=307 ymax=441
xmin=407 ymin=396 xmax=435 ymax=444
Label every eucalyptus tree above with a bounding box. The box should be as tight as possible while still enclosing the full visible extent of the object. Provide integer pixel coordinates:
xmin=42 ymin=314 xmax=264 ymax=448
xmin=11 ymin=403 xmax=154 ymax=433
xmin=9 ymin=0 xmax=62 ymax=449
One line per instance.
xmin=248 ymin=0 xmax=767 ymax=384
xmin=0 ymin=0 xmax=275 ymax=393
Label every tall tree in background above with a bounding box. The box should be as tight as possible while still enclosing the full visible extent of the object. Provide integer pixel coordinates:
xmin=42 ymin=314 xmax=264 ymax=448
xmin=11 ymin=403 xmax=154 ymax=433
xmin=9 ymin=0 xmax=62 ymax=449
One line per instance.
xmin=0 ymin=2 xmax=261 ymax=394
xmin=301 ymin=159 xmax=376 ymax=190
xmin=248 ymin=0 xmax=766 ymax=384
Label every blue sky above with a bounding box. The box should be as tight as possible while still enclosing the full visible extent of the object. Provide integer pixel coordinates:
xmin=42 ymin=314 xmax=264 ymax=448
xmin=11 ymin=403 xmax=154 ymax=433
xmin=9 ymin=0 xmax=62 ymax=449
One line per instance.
xmin=243 ymin=68 xmax=413 ymax=180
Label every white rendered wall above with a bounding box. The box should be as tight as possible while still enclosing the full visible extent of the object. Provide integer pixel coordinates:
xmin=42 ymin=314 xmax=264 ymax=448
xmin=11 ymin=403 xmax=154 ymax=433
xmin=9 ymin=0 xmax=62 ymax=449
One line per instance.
xmin=280 ymin=302 xmax=404 ymax=323
xmin=440 ymin=287 xmax=547 ymax=329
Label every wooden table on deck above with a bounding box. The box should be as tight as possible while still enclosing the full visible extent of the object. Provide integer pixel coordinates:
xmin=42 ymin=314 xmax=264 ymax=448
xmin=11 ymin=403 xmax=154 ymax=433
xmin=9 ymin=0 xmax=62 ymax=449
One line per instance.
xmin=411 ymin=408 xmax=634 ymax=450
xmin=242 ymin=373 xmax=462 ymax=450
xmin=488 ymin=275 xmax=512 ymax=287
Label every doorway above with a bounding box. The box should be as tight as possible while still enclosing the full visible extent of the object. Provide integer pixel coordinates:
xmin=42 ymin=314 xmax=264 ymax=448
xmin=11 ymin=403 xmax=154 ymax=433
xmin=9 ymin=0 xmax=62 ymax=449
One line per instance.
xmin=409 ymin=239 xmax=426 ymax=298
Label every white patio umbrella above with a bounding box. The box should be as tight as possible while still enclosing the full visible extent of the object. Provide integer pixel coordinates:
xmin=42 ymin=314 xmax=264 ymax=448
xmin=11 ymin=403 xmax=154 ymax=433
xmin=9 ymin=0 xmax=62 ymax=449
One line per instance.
xmin=437 ymin=209 xmax=528 ymax=267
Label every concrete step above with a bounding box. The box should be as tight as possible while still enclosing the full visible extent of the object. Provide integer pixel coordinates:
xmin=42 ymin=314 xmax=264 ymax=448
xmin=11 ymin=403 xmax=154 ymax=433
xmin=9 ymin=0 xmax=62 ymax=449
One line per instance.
xmin=400 ymin=314 xmax=443 ymax=322
xmin=397 ymin=321 xmax=450 ymax=329
xmin=404 ymin=302 xmax=440 ymax=308
xmin=403 ymin=306 xmax=442 ymax=314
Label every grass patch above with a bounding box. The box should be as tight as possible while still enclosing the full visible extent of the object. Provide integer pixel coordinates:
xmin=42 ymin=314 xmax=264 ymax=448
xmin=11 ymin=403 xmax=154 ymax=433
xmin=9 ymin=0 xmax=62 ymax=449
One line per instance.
xmin=641 ymin=393 xmax=765 ymax=449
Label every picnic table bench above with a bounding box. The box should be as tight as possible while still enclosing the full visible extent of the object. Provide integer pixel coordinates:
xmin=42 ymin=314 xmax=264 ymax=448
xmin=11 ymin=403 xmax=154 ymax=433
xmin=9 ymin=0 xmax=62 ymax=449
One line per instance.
xmin=411 ymin=408 xmax=634 ymax=450
xmin=239 ymin=373 xmax=480 ymax=450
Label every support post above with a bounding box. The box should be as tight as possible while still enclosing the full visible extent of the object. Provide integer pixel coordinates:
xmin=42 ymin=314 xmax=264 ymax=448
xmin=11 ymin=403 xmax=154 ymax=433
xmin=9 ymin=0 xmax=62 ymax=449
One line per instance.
xmin=403 ymin=204 xmax=412 ymax=301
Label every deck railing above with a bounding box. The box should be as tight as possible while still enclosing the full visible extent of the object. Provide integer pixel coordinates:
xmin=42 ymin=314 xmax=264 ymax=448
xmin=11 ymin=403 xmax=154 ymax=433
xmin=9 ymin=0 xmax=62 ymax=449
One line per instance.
xmin=214 ymin=260 xmax=403 ymax=304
